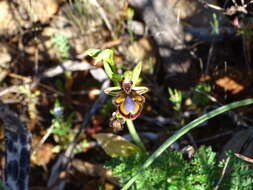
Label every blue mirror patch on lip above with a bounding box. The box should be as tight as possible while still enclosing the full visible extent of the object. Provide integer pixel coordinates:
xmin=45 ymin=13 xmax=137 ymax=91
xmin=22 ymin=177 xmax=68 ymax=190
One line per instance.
xmin=124 ymin=96 xmax=135 ymax=113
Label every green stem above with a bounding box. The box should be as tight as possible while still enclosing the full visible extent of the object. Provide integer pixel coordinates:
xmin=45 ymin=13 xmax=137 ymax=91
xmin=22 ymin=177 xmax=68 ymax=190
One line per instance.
xmin=126 ymin=120 xmax=147 ymax=153
xmin=122 ymin=98 xmax=253 ymax=190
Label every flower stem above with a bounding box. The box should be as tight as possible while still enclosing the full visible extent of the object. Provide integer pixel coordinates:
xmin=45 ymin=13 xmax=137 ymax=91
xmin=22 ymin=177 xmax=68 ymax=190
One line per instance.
xmin=126 ymin=120 xmax=146 ymax=153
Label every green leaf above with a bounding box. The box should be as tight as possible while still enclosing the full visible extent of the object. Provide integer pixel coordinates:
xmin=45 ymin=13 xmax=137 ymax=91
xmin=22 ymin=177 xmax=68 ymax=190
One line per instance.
xmin=127 ymin=8 xmax=135 ymax=20
xmin=211 ymin=13 xmax=219 ymax=35
xmin=93 ymin=133 xmax=142 ymax=157
xmin=99 ymin=49 xmax=116 ymax=72
xmin=103 ymin=62 xmax=114 ymax=80
xmin=123 ymin=71 xmax=133 ymax=80
xmin=132 ymin=62 xmax=142 ymax=86
xmin=85 ymin=48 xmax=120 ymax=84
xmin=112 ymin=73 xmax=122 ymax=84
xmin=84 ymin=48 xmax=101 ymax=57
xmin=84 ymin=49 xmax=115 ymax=71
xmin=103 ymin=62 xmax=121 ymax=84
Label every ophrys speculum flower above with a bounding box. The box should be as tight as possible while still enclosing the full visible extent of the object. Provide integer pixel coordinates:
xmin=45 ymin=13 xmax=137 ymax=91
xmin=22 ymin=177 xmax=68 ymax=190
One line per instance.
xmin=104 ymin=77 xmax=148 ymax=121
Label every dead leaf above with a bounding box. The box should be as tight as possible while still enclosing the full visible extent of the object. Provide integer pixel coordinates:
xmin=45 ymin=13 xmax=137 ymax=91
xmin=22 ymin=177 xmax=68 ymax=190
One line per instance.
xmin=215 ymin=76 xmax=244 ymax=94
xmin=169 ymin=0 xmax=198 ymax=19
xmin=93 ymin=133 xmax=141 ymax=157
xmin=32 ymin=143 xmax=54 ymax=165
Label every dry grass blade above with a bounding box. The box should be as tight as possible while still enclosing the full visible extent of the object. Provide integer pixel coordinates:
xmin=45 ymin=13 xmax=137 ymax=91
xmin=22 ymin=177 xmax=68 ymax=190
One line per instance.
xmin=235 ymin=153 xmax=253 ymax=164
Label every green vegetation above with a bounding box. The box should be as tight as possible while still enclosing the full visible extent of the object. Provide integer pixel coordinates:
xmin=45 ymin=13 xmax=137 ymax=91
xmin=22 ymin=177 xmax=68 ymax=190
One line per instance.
xmin=168 ymin=88 xmax=183 ymax=111
xmin=107 ymin=146 xmax=253 ymax=190
xmin=50 ymin=99 xmax=88 ymax=153
xmin=52 ymin=34 xmax=71 ymax=60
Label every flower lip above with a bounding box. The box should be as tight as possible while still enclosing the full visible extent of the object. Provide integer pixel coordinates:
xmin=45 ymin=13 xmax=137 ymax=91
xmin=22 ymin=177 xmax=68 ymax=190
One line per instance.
xmin=113 ymin=92 xmax=145 ymax=120
xmin=124 ymin=96 xmax=135 ymax=113
xmin=108 ymin=78 xmax=148 ymax=120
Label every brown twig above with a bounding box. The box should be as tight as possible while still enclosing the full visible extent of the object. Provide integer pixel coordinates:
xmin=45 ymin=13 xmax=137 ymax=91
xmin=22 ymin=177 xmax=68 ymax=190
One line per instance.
xmin=101 ymin=38 xmax=126 ymax=49
xmin=0 ymin=85 xmax=20 ymax=97
xmin=0 ymin=60 xmax=97 ymax=97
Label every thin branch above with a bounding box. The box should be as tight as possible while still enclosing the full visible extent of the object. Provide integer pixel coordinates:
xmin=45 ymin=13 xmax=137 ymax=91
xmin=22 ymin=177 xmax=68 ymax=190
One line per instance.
xmin=31 ymin=124 xmax=56 ymax=155
xmin=197 ymin=0 xmax=224 ymax=11
xmin=0 ymin=60 xmax=98 ymax=97
xmin=214 ymin=156 xmax=231 ymax=190
xmin=39 ymin=60 xmax=96 ymax=79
